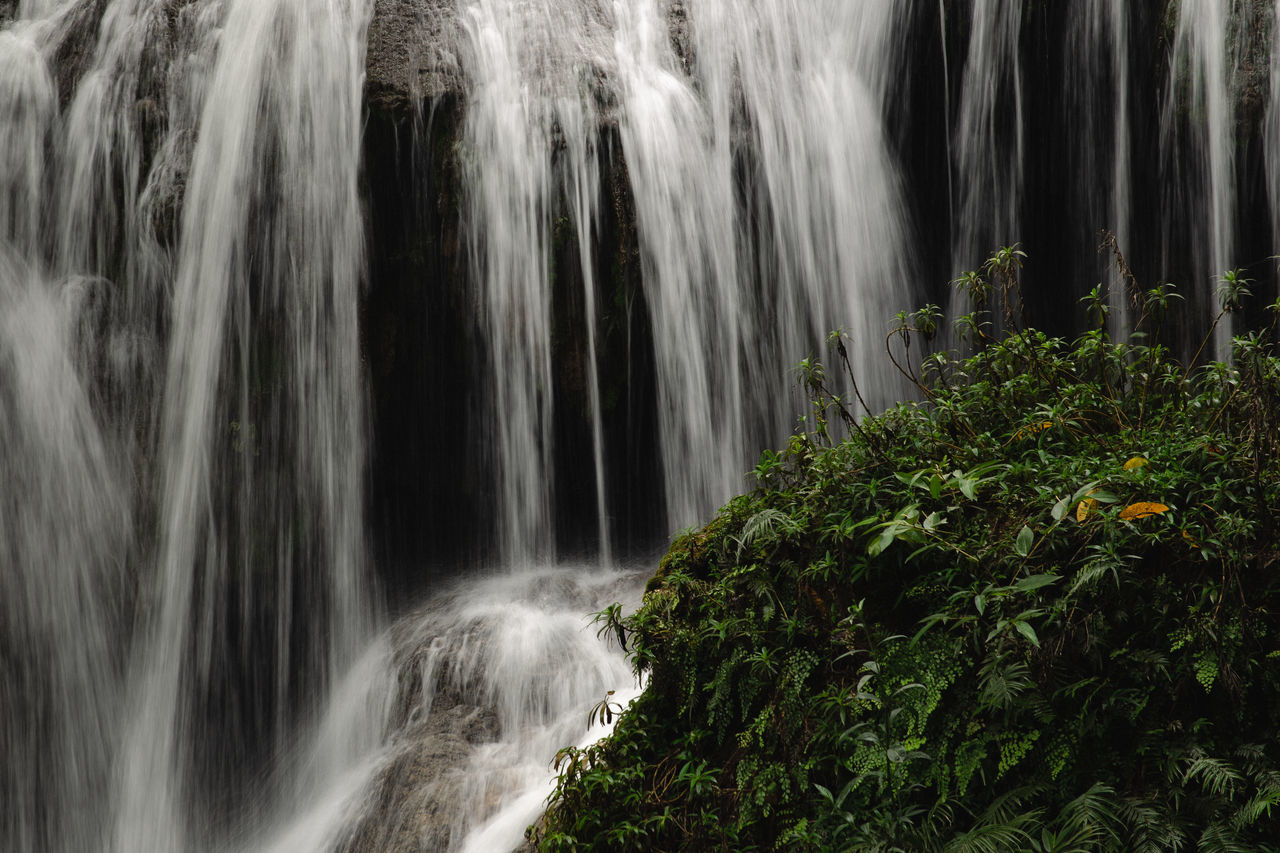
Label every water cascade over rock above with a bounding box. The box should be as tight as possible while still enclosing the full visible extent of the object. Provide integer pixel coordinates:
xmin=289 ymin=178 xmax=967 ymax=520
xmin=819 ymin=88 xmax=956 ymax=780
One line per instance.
xmin=2 ymin=1 xmax=1280 ymax=851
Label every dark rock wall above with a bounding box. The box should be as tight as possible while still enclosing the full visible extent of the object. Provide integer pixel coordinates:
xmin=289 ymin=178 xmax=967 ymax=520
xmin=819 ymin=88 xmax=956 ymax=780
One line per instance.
xmin=545 ymin=134 xmax=664 ymax=563
xmin=360 ymin=106 xmax=666 ymax=587
xmin=361 ymin=102 xmax=483 ymax=588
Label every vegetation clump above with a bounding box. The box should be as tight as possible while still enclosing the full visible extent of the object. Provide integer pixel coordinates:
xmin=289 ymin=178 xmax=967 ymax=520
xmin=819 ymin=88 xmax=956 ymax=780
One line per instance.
xmin=535 ymin=249 xmax=1280 ymax=851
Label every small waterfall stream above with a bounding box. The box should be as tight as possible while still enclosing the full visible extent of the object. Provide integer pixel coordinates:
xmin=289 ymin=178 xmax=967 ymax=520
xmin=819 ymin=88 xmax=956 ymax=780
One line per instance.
xmin=3 ymin=1 xmax=1280 ymax=851
xmin=1162 ymin=0 xmax=1239 ymax=360
xmin=1064 ymin=0 xmax=1133 ymax=333
xmin=949 ymin=0 xmax=1024 ymax=280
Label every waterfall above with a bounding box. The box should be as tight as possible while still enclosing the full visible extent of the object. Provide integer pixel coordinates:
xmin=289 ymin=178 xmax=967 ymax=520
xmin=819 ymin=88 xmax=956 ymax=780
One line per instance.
xmin=0 ymin=251 xmax=125 ymax=851
xmin=3 ymin=1 xmax=1280 ymax=852
xmin=612 ymin=0 xmax=913 ymax=529
xmin=455 ymin=0 xmax=610 ymax=561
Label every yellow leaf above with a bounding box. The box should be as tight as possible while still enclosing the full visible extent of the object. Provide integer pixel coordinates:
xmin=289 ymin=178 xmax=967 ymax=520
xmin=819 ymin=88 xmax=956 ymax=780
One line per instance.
xmin=1123 ymin=456 xmax=1148 ymax=471
xmin=1012 ymin=420 xmax=1053 ymax=442
xmin=1182 ymin=529 xmax=1200 ymax=549
xmin=1076 ymin=498 xmax=1098 ymax=522
xmin=1118 ymin=502 xmax=1169 ymax=520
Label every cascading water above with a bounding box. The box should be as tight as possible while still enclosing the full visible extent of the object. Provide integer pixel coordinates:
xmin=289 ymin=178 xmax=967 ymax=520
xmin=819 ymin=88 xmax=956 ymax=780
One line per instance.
xmin=455 ymin=0 xmax=611 ymax=560
xmin=0 ymin=250 xmax=125 ymax=852
xmin=614 ymin=0 xmax=915 ymax=527
xmin=949 ymin=0 xmax=1024 ymax=283
xmin=4 ymin=1 xmax=1280 ymax=852
xmin=1 ymin=4 xmax=153 ymax=850
xmin=1 ymin=0 xmax=379 ymax=848
xmin=112 ymin=0 xmax=375 ymax=847
xmin=1063 ymin=0 xmax=1134 ymax=334
xmin=1161 ymin=0 xmax=1238 ymax=360
xmin=454 ymin=0 xmax=915 ymax=541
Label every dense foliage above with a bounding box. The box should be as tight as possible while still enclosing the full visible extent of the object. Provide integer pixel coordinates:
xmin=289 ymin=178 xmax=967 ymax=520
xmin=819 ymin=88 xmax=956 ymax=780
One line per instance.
xmin=534 ymin=253 xmax=1280 ymax=851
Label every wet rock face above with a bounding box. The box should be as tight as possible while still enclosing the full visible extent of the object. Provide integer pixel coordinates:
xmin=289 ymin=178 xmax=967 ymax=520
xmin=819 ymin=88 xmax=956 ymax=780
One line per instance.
xmin=336 ymin=700 xmax=501 ymax=853
xmin=48 ymin=0 xmax=111 ymax=105
xmin=667 ymin=0 xmax=690 ymax=72
xmin=365 ymin=0 xmax=461 ymax=115
xmin=334 ymin=617 xmax=501 ymax=853
xmin=0 ymin=0 xmax=15 ymax=25
xmin=1234 ymin=0 xmax=1275 ymax=138
xmin=362 ymin=0 xmax=691 ymax=119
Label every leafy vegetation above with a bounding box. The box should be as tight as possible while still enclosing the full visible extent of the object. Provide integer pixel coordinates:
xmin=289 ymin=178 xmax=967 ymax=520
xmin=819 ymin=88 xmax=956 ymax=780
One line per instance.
xmin=533 ymin=246 xmax=1280 ymax=851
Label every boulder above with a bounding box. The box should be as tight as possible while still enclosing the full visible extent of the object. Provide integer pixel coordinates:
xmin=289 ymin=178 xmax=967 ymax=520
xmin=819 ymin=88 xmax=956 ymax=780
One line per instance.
xmin=335 ymin=699 xmax=501 ymax=853
xmin=334 ymin=610 xmax=501 ymax=852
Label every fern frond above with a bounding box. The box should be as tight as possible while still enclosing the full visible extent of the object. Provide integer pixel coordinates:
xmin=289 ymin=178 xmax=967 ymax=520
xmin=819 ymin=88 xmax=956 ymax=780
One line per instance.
xmin=1118 ymin=797 xmax=1187 ymax=853
xmin=1182 ymin=753 xmax=1244 ymax=798
xmin=1230 ymin=779 xmax=1280 ymax=830
xmin=977 ymin=651 xmax=1033 ymax=712
xmin=975 ymin=784 xmax=1045 ymax=825
xmin=735 ymin=508 xmax=801 ymax=558
xmin=1067 ymin=559 xmax=1119 ymax=595
xmin=1232 ymin=742 xmax=1266 ymax=772
xmin=1196 ymin=821 xmax=1251 ymax=853
xmin=942 ymin=816 xmax=1036 ymax=853
xmin=1051 ymin=782 xmax=1122 ymax=847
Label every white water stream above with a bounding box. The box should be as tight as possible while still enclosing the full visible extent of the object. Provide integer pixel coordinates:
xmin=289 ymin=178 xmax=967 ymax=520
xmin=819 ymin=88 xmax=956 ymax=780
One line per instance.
xmin=1163 ymin=0 xmax=1239 ymax=360
xmin=1065 ymin=0 xmax=1133 ymax=334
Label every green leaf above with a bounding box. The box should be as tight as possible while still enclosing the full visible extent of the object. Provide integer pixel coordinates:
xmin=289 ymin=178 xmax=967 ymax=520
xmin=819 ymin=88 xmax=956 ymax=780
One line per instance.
xmin=1015 ymin=621 xmax=1040 ymax=647
xmin=868 ymin=528 xmax=894 ymax=557
xmin=1051 ymin=496 xmax=1069 ymax=522
xmin=1015 ymin=525 xmax=1034 ymax=557
xmin=1013 ymin=574 xmax=1061 ymax=593
xmin=1069 ymin=480 xmax=1104 ymax=503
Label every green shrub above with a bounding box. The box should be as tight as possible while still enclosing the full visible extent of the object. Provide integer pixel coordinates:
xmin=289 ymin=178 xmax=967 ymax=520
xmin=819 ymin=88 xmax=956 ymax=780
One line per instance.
xmin=535 ymin=251 xmax=1280 ymax=852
